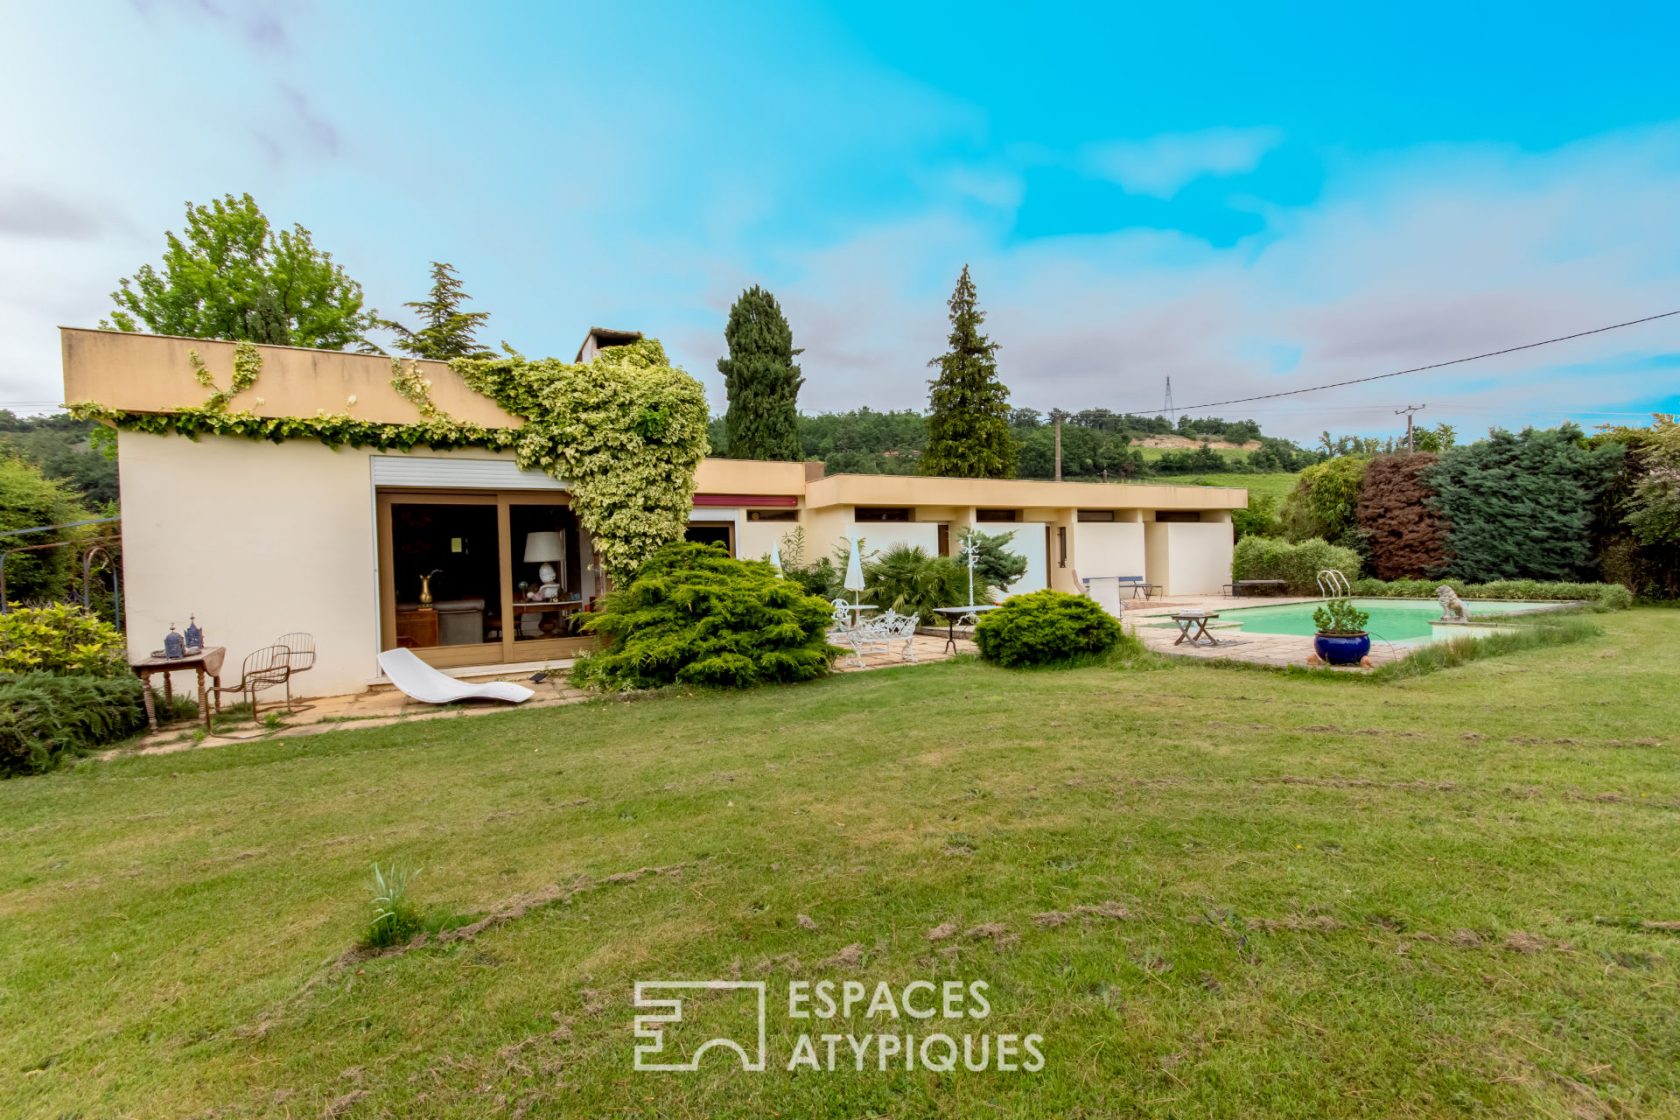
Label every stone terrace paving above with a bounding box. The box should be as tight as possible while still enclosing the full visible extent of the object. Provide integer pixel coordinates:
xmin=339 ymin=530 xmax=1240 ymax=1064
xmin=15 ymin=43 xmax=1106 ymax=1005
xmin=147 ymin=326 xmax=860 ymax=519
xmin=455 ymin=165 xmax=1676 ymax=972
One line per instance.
xmin=1123 ymin=594 xmax=1408 ymax=669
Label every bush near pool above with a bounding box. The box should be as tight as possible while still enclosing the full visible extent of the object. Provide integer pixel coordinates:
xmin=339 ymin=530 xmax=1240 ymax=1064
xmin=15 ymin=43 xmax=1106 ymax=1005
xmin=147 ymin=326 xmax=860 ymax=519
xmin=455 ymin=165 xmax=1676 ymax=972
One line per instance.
xmin=974 ymin=589 xmax=1123 ymax=668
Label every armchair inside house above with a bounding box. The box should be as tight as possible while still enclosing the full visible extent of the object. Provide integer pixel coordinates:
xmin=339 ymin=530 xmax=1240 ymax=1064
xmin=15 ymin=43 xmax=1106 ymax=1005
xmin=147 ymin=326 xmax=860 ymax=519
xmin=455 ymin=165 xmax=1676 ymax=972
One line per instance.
xmin=434 ymin=598 xmax=486 ymax=645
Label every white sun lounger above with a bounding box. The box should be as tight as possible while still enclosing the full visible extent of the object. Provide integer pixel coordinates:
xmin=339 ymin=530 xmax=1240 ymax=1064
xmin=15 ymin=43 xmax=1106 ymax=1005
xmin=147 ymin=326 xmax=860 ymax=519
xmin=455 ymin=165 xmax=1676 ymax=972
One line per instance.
xmin=377 ymin=648 xmax=535 ymax=705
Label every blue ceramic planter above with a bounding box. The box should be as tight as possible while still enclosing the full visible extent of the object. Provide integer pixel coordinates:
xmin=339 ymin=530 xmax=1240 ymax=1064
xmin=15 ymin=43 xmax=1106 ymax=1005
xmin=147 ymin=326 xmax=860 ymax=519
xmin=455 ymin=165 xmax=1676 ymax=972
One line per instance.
xmin=1314 ymin=632 xmax=1371 ymax=666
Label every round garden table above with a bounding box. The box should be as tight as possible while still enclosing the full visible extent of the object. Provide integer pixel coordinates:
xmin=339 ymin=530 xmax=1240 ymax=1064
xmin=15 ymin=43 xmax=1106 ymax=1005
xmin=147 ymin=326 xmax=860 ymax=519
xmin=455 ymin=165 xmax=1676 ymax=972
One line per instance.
xmin=933 ymin=605 xmax=999 ymax=654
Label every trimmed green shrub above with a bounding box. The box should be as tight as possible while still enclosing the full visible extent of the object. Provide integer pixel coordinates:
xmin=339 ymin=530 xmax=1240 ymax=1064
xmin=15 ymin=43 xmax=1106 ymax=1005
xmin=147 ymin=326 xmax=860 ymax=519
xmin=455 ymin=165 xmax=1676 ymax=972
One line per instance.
xmin=0 ymin=672 xmax=146 ymax=776
xmin=1231 ymin=536 xmax=1361 ymax=594
xmin=974 ymin=590 xmax=1123 ymax=668
xmin=0 ymin=603 xmax=130 ymax=676
xmin=572 ymin=542 xmax=838 ymax=691
xmin=1428 ymin=424 xmax=1623 ymax=582
xmin=1347 ymin=577 xmax=1632 ymax=609
xmin=864 ymin=544 xmax=966 ymax=624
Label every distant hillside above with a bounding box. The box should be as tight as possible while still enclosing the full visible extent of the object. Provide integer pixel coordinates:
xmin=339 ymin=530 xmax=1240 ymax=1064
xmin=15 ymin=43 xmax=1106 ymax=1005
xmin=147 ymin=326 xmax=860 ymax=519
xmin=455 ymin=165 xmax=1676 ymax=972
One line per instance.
xmin=708 ymin=409 xmax=1319 ymax=480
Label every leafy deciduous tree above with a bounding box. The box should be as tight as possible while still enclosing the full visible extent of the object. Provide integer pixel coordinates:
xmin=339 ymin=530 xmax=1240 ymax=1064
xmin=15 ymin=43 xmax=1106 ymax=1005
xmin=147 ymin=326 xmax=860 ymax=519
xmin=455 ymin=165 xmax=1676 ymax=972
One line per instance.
xmin=921 ymin=266 xmax=1016 ymax=479
xmin=105 ymin=193 xmax=381 ymax=351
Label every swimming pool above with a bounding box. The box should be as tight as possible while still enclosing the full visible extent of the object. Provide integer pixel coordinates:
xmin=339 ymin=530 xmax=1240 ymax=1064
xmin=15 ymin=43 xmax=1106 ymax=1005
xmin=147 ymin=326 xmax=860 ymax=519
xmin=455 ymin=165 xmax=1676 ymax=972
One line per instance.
xmin=1152 ymin=598 xmax=1560 ymax=645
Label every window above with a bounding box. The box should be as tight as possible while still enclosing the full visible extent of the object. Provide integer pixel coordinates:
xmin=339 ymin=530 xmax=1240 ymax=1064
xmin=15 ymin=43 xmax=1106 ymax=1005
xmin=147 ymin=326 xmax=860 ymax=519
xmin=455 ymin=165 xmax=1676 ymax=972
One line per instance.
xmin=747 ymin=509 xmax=799 ymax=522
xmin=976 ymin=509 xmax=1019 ymax=523
xmin=1155 ymin=511 xmax=1201 ymax=523
xmin=1076 ymin=509 xmax=1116 ymax=522
xmin=854 ymin=507 xmax=911 ymax=522
xmin=685 ymin=522 xmax=735 ymax=551
xmin=1057 ymin=525 xmax=1068 ymax=568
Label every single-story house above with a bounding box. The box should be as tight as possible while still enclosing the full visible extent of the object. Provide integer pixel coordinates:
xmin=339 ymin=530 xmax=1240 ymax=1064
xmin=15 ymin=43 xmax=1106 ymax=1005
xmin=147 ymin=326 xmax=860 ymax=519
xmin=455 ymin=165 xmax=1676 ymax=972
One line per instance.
xmin=61 ymin=327 xmax=1245 ymax=697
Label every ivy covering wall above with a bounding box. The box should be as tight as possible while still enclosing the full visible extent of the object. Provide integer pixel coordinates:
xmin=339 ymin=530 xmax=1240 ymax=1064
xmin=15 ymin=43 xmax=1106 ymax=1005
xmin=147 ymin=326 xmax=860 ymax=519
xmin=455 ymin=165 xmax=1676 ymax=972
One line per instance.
xmin=71 ymin=337 xmax=711 ymax=582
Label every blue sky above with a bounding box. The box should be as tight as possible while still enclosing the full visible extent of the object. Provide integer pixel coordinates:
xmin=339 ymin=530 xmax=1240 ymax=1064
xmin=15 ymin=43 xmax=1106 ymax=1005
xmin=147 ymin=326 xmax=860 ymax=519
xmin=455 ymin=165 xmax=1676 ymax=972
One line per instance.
xmin=2 ymin=0 xmax=1677 ymax=439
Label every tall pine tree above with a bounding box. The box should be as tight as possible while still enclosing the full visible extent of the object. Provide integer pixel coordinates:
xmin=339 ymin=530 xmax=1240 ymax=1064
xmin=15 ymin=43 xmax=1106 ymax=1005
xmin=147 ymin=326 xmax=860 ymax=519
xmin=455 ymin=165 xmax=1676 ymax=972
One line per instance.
xmin=389 ymin=261 xmax=493 ymax=359
xmin=719 ymin=285 xmax=804 ymax=459
xmin=921 ymin=265 xmax=1016 ymax=478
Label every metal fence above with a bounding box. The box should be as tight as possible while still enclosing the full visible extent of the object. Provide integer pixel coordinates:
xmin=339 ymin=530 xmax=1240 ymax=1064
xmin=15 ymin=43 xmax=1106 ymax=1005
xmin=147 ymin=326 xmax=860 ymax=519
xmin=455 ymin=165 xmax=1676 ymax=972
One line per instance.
xmin=0 ymin=516 xmax=123 ymax=625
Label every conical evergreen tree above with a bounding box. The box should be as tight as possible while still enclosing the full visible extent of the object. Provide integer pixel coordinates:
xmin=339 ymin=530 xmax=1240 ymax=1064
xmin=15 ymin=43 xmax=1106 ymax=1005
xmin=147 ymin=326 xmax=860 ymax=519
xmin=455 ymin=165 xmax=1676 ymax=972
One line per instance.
xmin=921 ymin=265 xmax=1016 ymax=478
xmin=718 ymin=285 xmax=804 ymax=460
xmin=390 ymin=261 xmax=492 ymax=359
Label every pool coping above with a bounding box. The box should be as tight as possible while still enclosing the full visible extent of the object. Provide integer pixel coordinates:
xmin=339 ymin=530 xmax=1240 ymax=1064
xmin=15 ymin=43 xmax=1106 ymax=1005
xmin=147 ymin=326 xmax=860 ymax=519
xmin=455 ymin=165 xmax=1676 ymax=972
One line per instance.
xmin=1122 ymin=595 xmax=1586 ymax=670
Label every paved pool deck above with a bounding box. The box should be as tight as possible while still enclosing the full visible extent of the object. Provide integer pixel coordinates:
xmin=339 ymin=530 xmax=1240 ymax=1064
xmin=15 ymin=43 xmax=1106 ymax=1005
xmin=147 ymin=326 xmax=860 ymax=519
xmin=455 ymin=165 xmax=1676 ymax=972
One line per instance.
xmin=1121 ymin=593 xmax=1409 ymax=670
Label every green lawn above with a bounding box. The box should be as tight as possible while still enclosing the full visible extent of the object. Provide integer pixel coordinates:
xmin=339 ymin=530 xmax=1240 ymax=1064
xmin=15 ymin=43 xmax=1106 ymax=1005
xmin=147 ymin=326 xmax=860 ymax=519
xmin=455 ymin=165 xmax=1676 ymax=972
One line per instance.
xmin=1181 ymin=471 xmax=1299 ymax=502
xmin=4 ymin=611 xmax=1678 ymax=1118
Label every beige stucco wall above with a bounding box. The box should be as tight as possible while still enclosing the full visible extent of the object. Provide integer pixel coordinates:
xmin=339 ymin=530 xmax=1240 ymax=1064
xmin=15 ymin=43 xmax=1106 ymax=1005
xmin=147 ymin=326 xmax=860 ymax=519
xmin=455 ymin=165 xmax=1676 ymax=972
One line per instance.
xmin=805 ymin=472 xmax=1245 ymax=513
xmin=1011 ymin=524 xmax=1051 ymax=594
xmin=850 ymin=522 xmax=939 ymax=558
xmin=117 ymin=431 xmax=382 ymax=698
xmin=737 ymin=519 xmax=789 ymax=562
xmin=64 ymin=329 xmax=516 ymax=428
xmin=1143 ymin=521 xmax=1234 ymax=596
xmin=1074 ymin=523 xmax=1147 ymax=583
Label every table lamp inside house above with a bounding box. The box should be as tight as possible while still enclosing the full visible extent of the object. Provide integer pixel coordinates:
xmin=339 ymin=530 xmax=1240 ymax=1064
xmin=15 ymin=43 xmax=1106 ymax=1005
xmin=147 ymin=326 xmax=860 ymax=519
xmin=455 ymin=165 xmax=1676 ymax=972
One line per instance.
xmin=523 ymin=530 xmax=565 ymax=600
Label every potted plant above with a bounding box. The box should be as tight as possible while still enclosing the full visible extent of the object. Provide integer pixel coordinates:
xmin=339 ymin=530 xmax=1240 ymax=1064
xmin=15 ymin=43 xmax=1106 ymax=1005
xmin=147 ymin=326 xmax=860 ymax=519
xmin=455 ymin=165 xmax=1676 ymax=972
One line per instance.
xmin=1312 ymin=597 xmax=1371 ymax=666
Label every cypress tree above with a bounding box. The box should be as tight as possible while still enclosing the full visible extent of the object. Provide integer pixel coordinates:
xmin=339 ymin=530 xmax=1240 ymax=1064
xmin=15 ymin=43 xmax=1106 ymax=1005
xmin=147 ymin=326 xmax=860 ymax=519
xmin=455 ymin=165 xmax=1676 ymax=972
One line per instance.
xmin=390 ymin=261 xmax=492 ymax=360
xmin=921 ymin=265 xmax=1016 ymax=478
xmin=719 ymin=285 xmax=804 ymax=459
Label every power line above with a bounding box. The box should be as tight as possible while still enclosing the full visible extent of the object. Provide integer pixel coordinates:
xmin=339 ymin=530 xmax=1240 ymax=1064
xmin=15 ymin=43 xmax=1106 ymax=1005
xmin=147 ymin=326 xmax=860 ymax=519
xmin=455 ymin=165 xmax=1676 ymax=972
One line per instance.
xmin=1143 ymin=308 xmax=1680 ymax=414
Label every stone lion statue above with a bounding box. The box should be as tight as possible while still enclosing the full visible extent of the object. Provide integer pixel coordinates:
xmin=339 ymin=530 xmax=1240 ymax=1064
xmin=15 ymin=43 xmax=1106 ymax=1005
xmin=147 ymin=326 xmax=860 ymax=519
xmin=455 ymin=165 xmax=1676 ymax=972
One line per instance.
xmin=1437 ymin=585 xmax=1470 ymax=622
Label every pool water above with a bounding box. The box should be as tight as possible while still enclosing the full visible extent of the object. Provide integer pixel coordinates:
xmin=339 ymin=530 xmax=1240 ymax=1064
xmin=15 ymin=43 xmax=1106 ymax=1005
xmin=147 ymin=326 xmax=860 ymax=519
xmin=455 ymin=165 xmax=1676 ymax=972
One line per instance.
xmin=1155 ymin=598 xmax=1555 ymax=643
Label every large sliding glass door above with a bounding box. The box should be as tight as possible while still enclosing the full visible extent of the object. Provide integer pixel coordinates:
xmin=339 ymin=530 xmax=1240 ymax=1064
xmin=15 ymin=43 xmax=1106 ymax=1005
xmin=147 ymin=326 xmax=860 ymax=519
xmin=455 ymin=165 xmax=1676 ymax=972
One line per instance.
xmin=376 ymin=490 xmax=595 ymax=669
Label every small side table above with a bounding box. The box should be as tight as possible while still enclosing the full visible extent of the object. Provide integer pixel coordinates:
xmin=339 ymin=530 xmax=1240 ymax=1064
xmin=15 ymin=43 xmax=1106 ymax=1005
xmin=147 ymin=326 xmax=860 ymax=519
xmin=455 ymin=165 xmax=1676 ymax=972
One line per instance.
xmin=132 ymin=646 xmax=226 ymax=732
xmin=933 ymin=605 xmax=999 ymax=654
xmin=1170 ymin=612 xmax=1220 ymax=647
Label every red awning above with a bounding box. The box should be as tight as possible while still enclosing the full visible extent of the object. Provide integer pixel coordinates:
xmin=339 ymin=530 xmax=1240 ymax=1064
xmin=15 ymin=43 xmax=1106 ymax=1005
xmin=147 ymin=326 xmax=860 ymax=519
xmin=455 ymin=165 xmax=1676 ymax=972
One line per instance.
xmin=693 ymin=493 xmax=799 ymax=508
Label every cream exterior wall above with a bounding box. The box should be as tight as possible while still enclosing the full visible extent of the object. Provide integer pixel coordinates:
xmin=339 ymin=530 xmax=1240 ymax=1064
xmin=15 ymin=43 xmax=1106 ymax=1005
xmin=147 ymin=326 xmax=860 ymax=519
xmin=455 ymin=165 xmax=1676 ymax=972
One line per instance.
xmin=850 ymin=522 xmax=939 ymax=558
xmin=1143 ymin=521 xmax=1234 ymax=596
xmin=1074 ymin=523 xmax=1147 ymax=582
xmin=737 ymin=519 xmax=791 ymax=562
xmin=1011 ymin=524 xmax=1051 ymax=595
xmin=118 ymin=431 xmax=382 ymax=698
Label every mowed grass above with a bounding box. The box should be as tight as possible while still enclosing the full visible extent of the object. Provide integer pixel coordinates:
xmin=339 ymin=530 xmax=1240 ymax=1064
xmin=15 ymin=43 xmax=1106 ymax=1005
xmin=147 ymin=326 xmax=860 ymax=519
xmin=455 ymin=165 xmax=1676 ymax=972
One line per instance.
xmin=3 ymin=612 xmax=1679 ymax=1118
xmin=1183 ymin=470 xmax=1300 ymax=503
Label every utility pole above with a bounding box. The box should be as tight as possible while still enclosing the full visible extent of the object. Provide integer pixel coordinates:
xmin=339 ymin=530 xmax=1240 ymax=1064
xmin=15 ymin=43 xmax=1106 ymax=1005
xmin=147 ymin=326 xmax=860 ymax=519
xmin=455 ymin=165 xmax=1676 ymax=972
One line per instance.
xmin=1395 ymin=404 xmax=1425 ymax=453
xmin=1049 ymin=408 xmax=1069 ymax=481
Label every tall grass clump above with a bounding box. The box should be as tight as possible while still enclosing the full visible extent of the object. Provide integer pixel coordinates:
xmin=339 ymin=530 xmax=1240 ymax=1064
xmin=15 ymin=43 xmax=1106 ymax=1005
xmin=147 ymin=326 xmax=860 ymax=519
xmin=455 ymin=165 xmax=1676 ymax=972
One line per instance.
xmin=362 ymin=864 xmax=424 ymax=949
xmin=0 ymin=672 xmax=147 ymax=776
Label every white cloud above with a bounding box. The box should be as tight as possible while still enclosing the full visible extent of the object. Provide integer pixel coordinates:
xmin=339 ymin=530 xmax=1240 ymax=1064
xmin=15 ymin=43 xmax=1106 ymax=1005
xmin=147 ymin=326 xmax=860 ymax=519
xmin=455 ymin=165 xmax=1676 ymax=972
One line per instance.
xmin=1084 ymin=127 xmax=1284 ymax=198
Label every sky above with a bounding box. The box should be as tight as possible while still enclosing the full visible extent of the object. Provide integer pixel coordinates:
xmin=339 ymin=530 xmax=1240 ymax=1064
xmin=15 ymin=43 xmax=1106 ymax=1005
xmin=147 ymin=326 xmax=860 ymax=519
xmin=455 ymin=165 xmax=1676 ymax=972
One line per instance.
xmin=1 ymin=0 xmax=1677 ymax=441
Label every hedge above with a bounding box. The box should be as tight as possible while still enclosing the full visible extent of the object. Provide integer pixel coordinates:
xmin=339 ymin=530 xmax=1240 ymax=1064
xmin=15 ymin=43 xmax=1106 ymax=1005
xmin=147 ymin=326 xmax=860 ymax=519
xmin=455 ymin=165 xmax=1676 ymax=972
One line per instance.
xmin=1231 ymin=537 xmax=1361 ymax=594
xmin=1347 ymin=578 xmax=1633 ymax=610
xmin=0 ymin=672 xmax=147 ymax=776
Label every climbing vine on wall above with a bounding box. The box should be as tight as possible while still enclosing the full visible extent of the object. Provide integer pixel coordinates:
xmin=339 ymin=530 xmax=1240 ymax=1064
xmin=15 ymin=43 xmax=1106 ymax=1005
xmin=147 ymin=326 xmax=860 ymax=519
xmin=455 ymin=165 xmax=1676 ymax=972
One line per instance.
xmin=72 ymin=338 xmax=710 ymax=582
xmin=456 ymin=339 xmax=710 ymax=582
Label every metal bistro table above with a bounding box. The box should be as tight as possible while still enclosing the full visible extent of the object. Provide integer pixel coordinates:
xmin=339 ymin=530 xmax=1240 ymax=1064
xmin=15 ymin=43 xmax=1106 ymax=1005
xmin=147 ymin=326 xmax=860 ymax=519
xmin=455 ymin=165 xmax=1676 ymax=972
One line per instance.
xmin=1170 ymin=611 xmax=1220 ymax=647
xmin=933 ymin=604 xmax=999 ymax=654
xmin=132 ymin=646 xmax=227 ymax=732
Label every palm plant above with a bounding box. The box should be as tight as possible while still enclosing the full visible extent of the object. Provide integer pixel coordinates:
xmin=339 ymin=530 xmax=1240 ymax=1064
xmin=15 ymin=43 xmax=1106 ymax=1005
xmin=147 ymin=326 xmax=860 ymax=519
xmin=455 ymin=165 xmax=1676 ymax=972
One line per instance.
xmin=863 ymin=545 xmax=966 ymax=624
